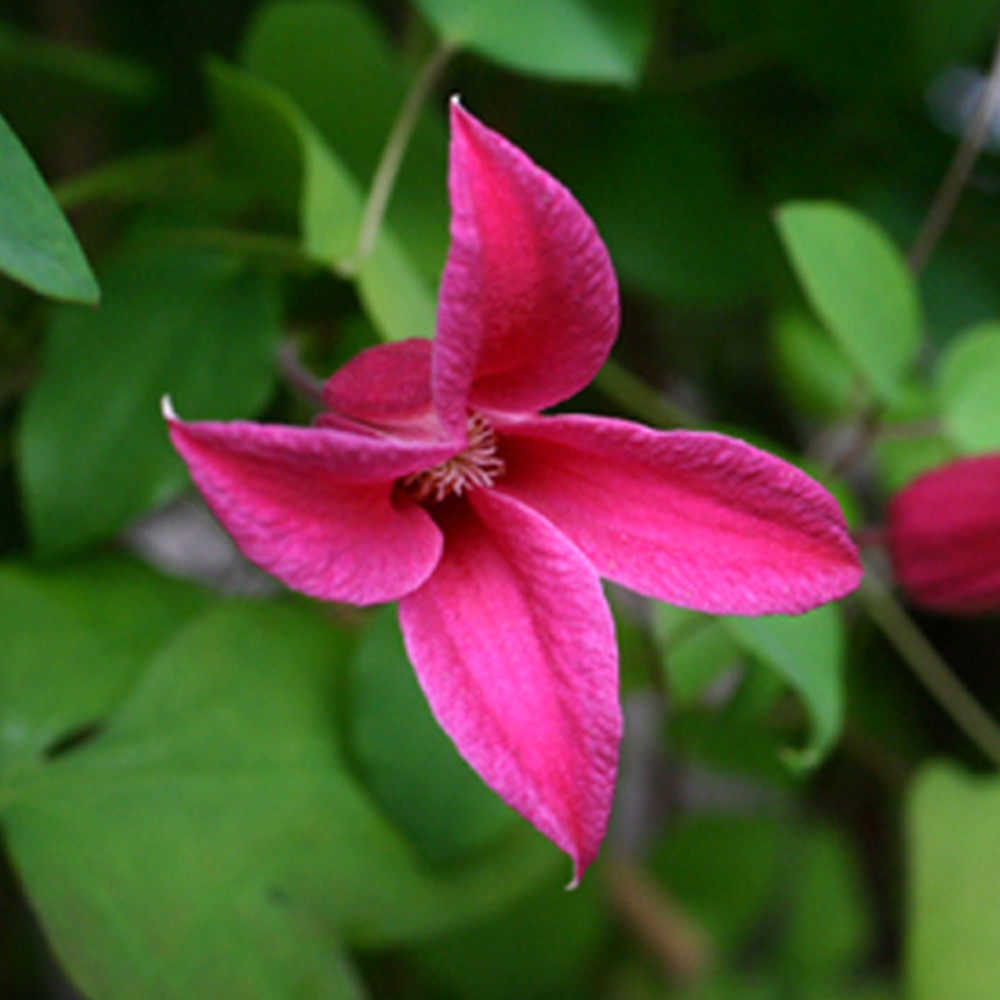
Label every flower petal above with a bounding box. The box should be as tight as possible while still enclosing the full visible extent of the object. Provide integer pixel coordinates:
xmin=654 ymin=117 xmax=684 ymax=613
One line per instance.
xmin=888 ymin=454 xmax=1000 ymax=613
xmin=166 ymin=408 xmax=447 ymax=604
xmin=398 ymin=489 xmax=621 ymax=884
xmin=495 ymin=415 xmax=862 ymax=615
xmin=433 ymin=101 xmax=619 ymax=432
xmin=322 ymin=339 xmax=442 ymax=437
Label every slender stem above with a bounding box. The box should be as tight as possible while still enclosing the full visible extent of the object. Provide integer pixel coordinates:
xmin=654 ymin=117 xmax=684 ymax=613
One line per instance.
xmin=874 ymin=416 xmax=944 ymax=441
xmin=594 ymin=359 xmax=694 ymax=429
xmin=277 ymin=341 xmax=324 ymax=407
xmin=908 ymin=25 xmax=1000 ymax=275
xmin=603 ymin=854 xmax=710 ymax=987
xmin=859 ymin=562 xmax=1000 ymax=768
xmin=347 ymin=39 xmax=454 ymax=273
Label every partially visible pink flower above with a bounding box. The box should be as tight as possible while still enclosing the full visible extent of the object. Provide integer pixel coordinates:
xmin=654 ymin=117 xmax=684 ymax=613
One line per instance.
xmin=888 ymin=453 xmax=1000 ymax=614
xmin=165 ymin=101 xmax=861 ymax=883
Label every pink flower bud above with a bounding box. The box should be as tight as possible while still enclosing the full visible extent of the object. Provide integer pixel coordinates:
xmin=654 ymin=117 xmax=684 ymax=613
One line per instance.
xmin=888 ymin=454 xmax=1000 ymax=613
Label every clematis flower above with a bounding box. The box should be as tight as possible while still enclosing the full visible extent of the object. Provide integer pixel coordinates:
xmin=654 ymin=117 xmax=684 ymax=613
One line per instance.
xmin=165 ymin=100 xmax=861 ymax=883
xmin=887 ymin=453 xmax=1000 ymax=614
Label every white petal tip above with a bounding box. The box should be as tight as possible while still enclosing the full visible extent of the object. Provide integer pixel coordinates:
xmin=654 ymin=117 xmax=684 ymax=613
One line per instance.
xmin=161 ymin=395 xmax=178 ymax=421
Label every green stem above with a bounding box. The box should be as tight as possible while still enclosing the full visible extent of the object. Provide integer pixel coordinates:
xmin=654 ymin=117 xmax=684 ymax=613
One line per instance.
xmin=594 ymin=359 xmax=693 ymax=429
xmin=277 ymin=341 xmax=324 ymax=407
xmin=347 ymin=38 xmax=454 ymax=273
xmin=859 ymin=562 xmax=1000 ymax=768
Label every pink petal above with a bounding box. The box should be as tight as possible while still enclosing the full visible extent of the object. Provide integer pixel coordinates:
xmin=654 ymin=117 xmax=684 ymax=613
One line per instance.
xmin=888 ymin=454 xmax=1000 ymax=613
xmin=495 ymin=414 xmax=862 ymax=615
xmin=321 ymin=339 xmax=442 ymax=437
xmin=433 ymin=101 xmax=619 ymax=433
xmin=398 ymin=489 xmax=621 ymax=884
xmin=166 ymin=409 xmax=447 ymax=604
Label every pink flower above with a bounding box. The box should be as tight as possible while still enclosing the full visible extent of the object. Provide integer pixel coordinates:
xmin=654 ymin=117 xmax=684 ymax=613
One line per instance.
xmin=888 ymin=454 xmax=1000 ymax=614
xmin=165 ymin=101 xmax=861 ymax=883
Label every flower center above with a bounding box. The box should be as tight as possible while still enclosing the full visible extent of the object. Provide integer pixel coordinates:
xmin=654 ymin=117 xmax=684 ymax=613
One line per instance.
xmin=402 ymin=413 xmax=505 ymax=503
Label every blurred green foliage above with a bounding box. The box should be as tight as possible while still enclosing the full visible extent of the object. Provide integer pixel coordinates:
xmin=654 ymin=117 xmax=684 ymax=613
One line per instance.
xmin=3 ymin=0 xmax=1000 ymax=996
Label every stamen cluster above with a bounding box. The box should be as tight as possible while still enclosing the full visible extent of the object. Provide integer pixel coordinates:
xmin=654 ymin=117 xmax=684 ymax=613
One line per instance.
xmin=402 ymin=413 xmax=505 ymax=503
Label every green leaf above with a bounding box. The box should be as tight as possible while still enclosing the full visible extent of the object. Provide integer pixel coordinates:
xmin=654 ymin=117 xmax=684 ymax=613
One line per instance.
xmin=937 ymin=321 xmax=1000 ymax=454
xmin=659 ymin=615 xmax=742 ymax=706
xmin=0 ymin=21 xmax=157 ymax=104
xmin=414 ymin=869 xmax=607 ymax=1000
xmin=874 ymin=381 xmax=955 ymax=494
xmin=0 ymin=554 xmax=208 ymax=779
xmin=241 ymin=0 xmax=448 ymax=278
xmin=0 ymin=109 xmax=98 ymax=303
xmin=208 ymin=59 xmax=436 ymax=341
xmin=2 ymin=600 xmax=364 ymax=999
xmin=414 ymin=0 xmax=652 ymax=84
xmin=348 ymin=607 xmax=516 ymax=865
xmin=355 ymin=235 xmax=438 ymax=345
xmin=208 ymin=58 xmax=356 ymax=265
xmin=779 ymin=826 xmax=874 ymax=977
xmin=772 ymin=309 xmax=856 ymax=418
xmin=18 ymin=245 xmax=281 ymax=556
xmin=652 ymin=814 xmax=784 ymax=957
xmin=907 ymin=765 xmax=1000 ymax=1000
xmin=4 ymin=601 xmax=557 ymax=998
xmin=776 ymin=201 xmax=922 ymax=404
xmin=722 ymin=605 xmax=845 ymax=767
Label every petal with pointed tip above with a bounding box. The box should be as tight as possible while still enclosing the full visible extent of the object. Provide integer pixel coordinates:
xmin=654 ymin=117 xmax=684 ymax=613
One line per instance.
xmin=495 ymin=415 xmax=862 ymax=615
xmin=433 ymin=102 xmax=619 ymax=433
xmin=167 ymin=415 xmax=448 ymax=604
xmin=398 ymin=489 xmax=621 ymax=884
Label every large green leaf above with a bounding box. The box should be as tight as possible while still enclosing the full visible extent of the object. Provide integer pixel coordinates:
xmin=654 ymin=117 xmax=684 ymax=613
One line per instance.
xmin=241 ymin=0 xmax=448 ymax=278
xmin=937 ymin=321 xmax=1000 ymax=454
xmin=208 ymin=60 xmax=436 ymax=342
xmin=0 ymin=554 xmax=209 ymax=779
xmin=414 ymin=0 xmax=652 ymax=84
xmin=2 ymin=601 xmax=364 ymax=999
xmin=776 ymin=202 xmax=922 ymax=404
xmin=907 ymin=765 xmax=1000 ymax=1000
xmin=3 ymin=600 xmax=557 ymax=999
xmin=18 ymin=245 xmax=281 ymax=556
xmin=0 ymin=109 xmax=98 ymax=303
xmin=208 ymin=58 xmax=360 ymax=264
xmin=723 ymin=605 xmax=845 ymax=767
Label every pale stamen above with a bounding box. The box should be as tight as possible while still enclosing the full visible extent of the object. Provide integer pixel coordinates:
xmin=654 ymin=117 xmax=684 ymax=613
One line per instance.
xmin=402 ymin=413 xmax=505 ymax=503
